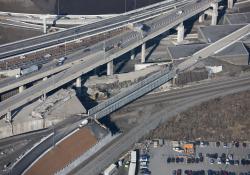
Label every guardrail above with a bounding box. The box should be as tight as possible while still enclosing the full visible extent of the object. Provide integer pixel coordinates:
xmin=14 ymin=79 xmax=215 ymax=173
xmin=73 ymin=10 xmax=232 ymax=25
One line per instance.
xmin=10 ymin=133 xmax=54 ymax=175
xmin=88 ymin=66 xmax=172 ymax=115
xmin=87 ymin=66 xmax=174 ymax=119
xmin=177 ymin=24 xmax=250 ymax=71
xmin=54 ymin=133 xmax=121 ymax=175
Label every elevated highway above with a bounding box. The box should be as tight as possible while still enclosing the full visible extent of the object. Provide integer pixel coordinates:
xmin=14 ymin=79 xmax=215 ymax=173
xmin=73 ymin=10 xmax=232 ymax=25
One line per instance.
xmin=0 ymin=0 xmax=244 ymax=120
xmin=0 ymin=0 xmax=190 ymax=60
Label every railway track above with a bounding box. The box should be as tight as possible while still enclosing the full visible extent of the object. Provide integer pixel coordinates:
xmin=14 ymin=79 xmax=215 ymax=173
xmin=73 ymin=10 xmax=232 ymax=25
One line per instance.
xmin=125 ymin=74 xmax=250 ymax=108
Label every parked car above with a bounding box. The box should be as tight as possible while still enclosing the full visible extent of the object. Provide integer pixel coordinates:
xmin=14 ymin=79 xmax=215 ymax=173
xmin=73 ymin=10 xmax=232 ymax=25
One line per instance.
xmin=210 ymin=159 xmax=214 ymax=164
xmin=177 ymin=169 xmax=182 ymax=175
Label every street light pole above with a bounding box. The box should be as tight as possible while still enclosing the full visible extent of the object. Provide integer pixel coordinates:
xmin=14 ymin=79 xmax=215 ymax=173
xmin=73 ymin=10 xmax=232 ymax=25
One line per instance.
xmin=125 ymin=0 xmax=127 ymax=13
xmin=57 ymin=0 xmax=60 ymax=15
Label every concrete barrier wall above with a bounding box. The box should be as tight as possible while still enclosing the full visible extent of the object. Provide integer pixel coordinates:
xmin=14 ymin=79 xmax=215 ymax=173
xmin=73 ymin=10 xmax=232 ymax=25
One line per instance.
xmin=55 ymin=133 xmax=121 ymax=175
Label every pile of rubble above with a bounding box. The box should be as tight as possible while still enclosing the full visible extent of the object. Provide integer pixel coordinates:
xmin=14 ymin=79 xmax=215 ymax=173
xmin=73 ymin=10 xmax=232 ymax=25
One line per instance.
xmin=31 ymin=89 xmax=76 ymax=118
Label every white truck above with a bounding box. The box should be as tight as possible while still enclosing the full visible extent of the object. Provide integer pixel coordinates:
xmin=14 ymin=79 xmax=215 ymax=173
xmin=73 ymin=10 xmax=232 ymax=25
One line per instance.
xmin=16 ymin=65 xmax=39 ymax=78
xmin=79 ymin=119 xmax=89 ymax=128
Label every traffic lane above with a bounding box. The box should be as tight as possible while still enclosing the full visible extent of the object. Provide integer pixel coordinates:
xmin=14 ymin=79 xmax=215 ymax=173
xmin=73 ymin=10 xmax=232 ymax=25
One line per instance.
xmin=0 ymin=51 xmax=104 ymax=115
xmin=0 ymin=41 xmax=103 ymax=91
xmin=73 ymin=82 xmax=250 ymax=175
xmin=0 ymin=0 xmax=189 ymax=58
xmin=10 ymin=116 xmax=83 ymax=175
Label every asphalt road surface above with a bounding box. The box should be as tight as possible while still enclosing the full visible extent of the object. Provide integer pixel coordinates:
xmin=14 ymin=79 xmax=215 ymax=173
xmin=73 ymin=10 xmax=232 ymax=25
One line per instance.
xmin=72 ymin=73 xmax=250 ymax=175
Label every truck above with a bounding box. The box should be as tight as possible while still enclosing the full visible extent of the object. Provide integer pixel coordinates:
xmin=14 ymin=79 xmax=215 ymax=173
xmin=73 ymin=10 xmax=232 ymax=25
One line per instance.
xmin=16 ymin=65 xmax=39 ymax=78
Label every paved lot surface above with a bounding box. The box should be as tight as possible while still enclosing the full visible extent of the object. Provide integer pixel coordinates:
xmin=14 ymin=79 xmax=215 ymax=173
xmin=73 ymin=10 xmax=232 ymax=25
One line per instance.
xmin=146 ymin=141 xmax=250 ymax=175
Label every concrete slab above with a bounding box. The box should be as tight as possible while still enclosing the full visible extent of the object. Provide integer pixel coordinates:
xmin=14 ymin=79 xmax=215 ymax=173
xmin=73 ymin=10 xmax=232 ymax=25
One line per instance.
xmin=0 ymin=89 xmax=86 ymax=139
xmin=198 ymin=24 xmax=245 ymax=43
xmin=224 ymin=12 xmax=250 ymax=24
xmin=167 ymin=44 xmax=208 ymax=60
xmin=214 ymin=42 xmax=249 ymax=65
xmin=214 ymin=42 xmax=249 ymax=57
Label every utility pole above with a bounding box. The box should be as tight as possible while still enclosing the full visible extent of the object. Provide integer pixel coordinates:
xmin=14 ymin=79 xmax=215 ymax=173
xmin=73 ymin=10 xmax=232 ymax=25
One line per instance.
xmin=57 ymin=0 xmax=60 ymax=15
xmin=52 ymin=122 xmax=55 ymax=148
xmin=125 ymin=0 xmax=127 ymax=13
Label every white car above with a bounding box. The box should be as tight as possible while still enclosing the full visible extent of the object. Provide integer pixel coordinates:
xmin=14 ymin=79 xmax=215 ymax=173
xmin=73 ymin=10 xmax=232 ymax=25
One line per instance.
xmin=217 ymin=158 xmax=222 ymax=164
xmin=177 ymin=10 xmax=183 ymax=15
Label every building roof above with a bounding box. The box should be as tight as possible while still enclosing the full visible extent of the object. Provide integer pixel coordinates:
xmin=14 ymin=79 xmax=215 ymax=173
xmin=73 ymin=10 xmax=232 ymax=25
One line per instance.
xmin=214 ymin=42 xmax=249 ymax=57
xmin=198 ymin=24 xmax=245 ymax=43
xmin=224 ymin=12 xmax=250 ymax=24
xmin=167 ymin=44 xmax=208 ymax=60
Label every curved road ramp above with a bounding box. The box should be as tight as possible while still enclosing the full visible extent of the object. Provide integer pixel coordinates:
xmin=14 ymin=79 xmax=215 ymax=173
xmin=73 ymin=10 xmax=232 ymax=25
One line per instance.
xmin=10 ymin=121 xmax=119 ymax=175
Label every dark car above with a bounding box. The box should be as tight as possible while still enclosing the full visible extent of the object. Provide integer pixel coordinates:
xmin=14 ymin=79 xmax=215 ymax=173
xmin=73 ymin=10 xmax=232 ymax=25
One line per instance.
xmin=173 ymin=170 xmax=177 ymax=175
xmin=180 ymin=157 xmax=184 ymax=163
xmin=167 ymin=157 xmax=171 ymax=163
xmin=171 ymin=157 xmax=175 ymax=163
xmin=177 ymin=169 xmax=182 ymax=175
xmin=241 ymin=159 xmax=246 ymax=165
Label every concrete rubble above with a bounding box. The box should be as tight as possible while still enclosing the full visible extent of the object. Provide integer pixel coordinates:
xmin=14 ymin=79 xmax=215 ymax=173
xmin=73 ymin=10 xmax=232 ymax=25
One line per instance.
xmin=31 ymin=89 xmax=76 ymax=118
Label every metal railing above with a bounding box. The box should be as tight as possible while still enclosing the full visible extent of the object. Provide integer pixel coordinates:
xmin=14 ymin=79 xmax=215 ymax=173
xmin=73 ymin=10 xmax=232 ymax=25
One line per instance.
xmin=88 ymin=66 xmax=172 ymax=116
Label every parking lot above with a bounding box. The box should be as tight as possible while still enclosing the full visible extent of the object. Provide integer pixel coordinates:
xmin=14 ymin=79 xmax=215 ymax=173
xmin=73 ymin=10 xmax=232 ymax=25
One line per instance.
xmin=138 ymin=140 xmax=250 ymax=175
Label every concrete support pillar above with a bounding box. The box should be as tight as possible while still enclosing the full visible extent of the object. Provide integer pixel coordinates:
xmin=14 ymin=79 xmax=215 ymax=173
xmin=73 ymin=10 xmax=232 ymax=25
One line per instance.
xmin=43 ymin=17 xmax=47 ymax=34
xmin=76 ymin=77 xmax=82 ymax=88
xmin=228 ymin=0 xmax=234 ymax=9
xmin=107 ymin=61 xmax=114 ymax=76
xmin=199 ymin=14 xmax=205 ymax=23
xmin=141 ymin=43 xmax=146 ymax=63
xmin=43 ymin=77 xmax=48 ymax=81
xmin=42 ymin=93 xmax=47 ymax=101
xmin=177 ymin=23 xmax=184 ymax=43
xmin=19 ymin=85 xmax=25 ymax=93
xmin=130 ymin=49 xmax=135 ymax=60
xmin=76 ymin=76 xmax=82 ymax=95
xmin=211 ymin=3 xmax=218 ymax=25
xmin=6 ymin=111 xmax=12 ymax=122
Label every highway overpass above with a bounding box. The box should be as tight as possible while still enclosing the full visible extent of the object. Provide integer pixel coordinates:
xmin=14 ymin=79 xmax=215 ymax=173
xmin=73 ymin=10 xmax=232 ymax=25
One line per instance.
xmin=0 ymin=0 xmax=244 ymax=120
xmin=0 ymin=0 xmax=190 ymax=60
xmin=0 ymin=0 xmax=219 ymax=96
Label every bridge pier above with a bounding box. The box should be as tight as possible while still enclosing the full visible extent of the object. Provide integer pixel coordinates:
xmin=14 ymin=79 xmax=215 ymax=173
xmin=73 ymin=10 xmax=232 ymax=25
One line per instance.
xmin=43 ymin=17 xmax=47 ymax=34
xmin=5 ymin=111 xmax=12 ymax=122
xmin=76 ymin=77 xmax=82 ymax=94
xmin=19 ymin=85 xmax=25 ymax=93
xmin=228 ymin=0 xmax=234 ymax=9
xmin=177 ymin=23 xmax=184 ymax=43
xmin=199 ymin=14 xmax=205 ymax=23
xmin=130 ymin=49 xmax=135 ymax=60
xmin=141 ymin=43 xmax=146 ymax=63
xmin=107 ymin=61 xmax=114 ymax=76
xmin=211 ymin=3 xmax=218 ymax=25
